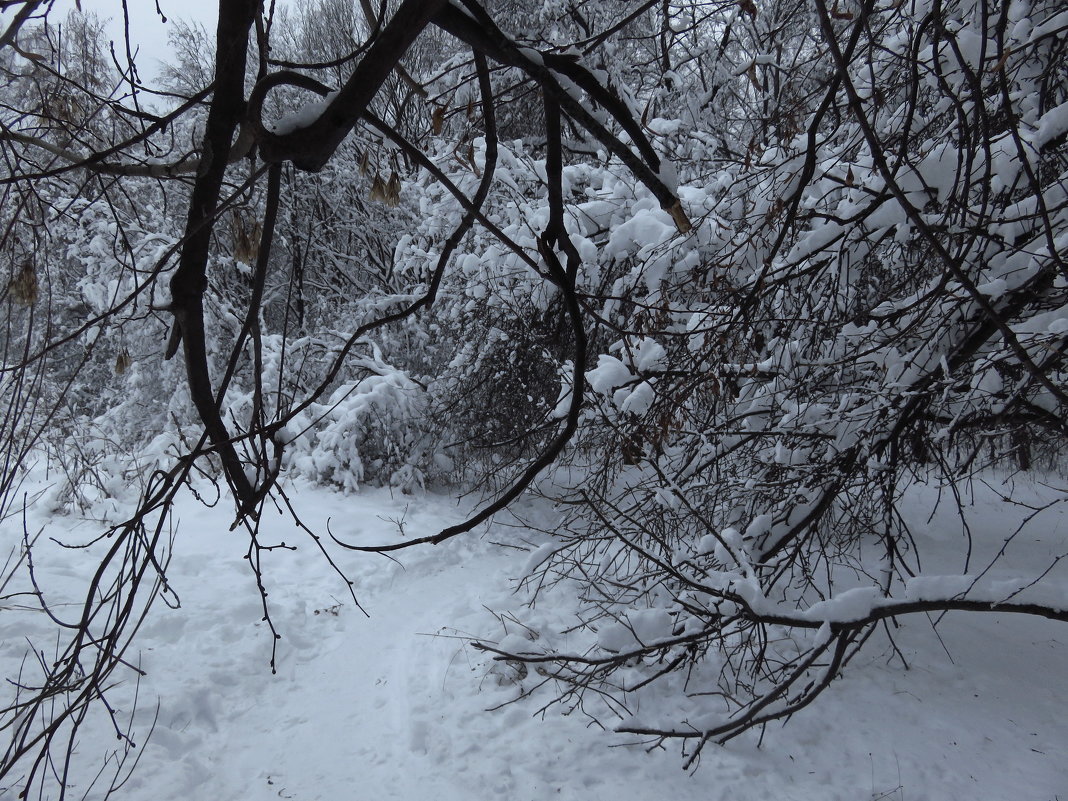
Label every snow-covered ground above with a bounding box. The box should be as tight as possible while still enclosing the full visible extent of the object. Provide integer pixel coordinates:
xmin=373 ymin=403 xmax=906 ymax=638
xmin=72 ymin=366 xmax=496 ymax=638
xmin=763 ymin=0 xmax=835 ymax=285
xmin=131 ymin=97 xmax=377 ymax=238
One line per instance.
xmin=2 ymin=473 xmax=1066 ymax=800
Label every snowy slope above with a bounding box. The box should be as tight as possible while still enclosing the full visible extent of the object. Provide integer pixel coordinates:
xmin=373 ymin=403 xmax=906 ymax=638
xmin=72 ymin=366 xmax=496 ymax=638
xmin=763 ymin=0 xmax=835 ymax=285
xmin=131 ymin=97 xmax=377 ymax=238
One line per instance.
xmin=2 ymin=476 xmax=1066 ymax=801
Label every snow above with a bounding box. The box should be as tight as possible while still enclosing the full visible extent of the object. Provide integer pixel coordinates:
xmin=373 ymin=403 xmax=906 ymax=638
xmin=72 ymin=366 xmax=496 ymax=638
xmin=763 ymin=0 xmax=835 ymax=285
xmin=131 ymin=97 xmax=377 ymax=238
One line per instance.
xmin=657 ymin=158 xmax=679 ymax=192
xmin=903 ymin=574 xmax=978 ymax=601
xmin=268 ymin=91 xmax=339 ymax=135
xmin=787 ymin=222 xmax=844 ymax=262
xmin=596 ymin=609 xmax=674 ymax=653
xmin=2 ymin=475 xmax=1067 ymax=801
xmin=517 ymin=47 xmax=544 ymax=66
xmin=619 ymin=379 xmax=654 ymax=414
xmin=1028 ymin=9 xmax=1068 ymax=41
xmin=634 ymin=338 xmax=667 ymax=372
xmin=605 ymin=207 xmax=676 ymax=260
xmin=802 ymin=586 xmax=883 ymax=622
xmin=1034 ymin=100 xmax=1068 ymax=150
xmin=586 ymin=353 xmax=632 ymax=394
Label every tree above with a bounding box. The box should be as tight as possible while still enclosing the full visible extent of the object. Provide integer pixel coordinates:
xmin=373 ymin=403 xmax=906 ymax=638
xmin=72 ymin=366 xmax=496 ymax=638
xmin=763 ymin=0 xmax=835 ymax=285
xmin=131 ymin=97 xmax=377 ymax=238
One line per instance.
xmin=0 ymin=0 xmax=1065 ymax=794
xmin=469 ymin=0 xmax=1068 ymax=760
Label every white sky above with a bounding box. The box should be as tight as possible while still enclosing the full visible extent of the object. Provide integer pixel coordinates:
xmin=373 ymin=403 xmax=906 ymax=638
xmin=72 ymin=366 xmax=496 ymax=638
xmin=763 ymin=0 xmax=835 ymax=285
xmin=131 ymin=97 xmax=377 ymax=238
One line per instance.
xmin=10 ymin=0 xmax=221 ymax=80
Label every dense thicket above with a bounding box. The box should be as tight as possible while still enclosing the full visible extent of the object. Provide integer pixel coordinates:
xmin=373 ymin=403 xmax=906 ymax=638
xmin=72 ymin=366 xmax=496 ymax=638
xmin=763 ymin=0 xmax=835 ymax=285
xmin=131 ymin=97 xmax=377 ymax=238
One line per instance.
xmin=1 ymin=0 xmax=1065 ymax=794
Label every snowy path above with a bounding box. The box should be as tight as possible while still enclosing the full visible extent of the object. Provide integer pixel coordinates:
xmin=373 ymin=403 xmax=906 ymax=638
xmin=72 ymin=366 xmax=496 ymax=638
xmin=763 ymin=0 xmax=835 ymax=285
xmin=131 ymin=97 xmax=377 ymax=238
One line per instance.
xmin=2 ymin=479 xmax=1067 ymax=800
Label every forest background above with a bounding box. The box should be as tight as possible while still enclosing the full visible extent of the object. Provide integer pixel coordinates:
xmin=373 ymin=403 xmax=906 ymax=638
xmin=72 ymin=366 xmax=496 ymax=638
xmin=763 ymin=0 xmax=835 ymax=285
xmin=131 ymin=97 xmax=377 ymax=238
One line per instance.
xmin=0 ymin=0 xmax=1066 ymax=797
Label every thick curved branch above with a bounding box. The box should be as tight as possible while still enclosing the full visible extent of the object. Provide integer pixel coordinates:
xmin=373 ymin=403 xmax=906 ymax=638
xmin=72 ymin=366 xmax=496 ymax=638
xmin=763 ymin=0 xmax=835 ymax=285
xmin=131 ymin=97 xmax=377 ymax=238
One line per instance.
xmin=355 ymin=0 xmax=429 ymax=98
xmin=168 ymin=0 xmax=259 ymax=511
xmin=248 ymin=0 xmax=688 ymax=231
xmin=334 ymin=89 xmax=589 ymax=555
xmin=432 ymin=1 xmax=690 ymax=230
xmin=258 ymin=0 xmax=446 ymax=170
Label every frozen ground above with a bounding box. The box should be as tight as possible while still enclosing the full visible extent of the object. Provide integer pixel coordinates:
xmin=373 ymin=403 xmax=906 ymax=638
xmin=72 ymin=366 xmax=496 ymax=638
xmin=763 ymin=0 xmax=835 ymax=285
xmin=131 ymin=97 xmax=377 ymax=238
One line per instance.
xmin=1 ymin=472 xmax=1066 ymax=800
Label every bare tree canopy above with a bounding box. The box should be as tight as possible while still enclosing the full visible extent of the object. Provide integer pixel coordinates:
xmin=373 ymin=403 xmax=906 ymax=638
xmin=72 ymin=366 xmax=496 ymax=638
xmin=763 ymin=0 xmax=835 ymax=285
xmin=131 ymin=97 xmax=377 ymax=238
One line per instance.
xmin=0 ymin=0 xmax=1065 ymax=795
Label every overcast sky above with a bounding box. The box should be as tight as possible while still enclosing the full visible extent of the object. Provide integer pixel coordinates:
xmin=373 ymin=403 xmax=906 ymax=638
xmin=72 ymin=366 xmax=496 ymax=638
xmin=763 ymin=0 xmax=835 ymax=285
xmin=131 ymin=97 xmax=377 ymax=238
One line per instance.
xmin=25 ymin=0 xmax=221 ymax=80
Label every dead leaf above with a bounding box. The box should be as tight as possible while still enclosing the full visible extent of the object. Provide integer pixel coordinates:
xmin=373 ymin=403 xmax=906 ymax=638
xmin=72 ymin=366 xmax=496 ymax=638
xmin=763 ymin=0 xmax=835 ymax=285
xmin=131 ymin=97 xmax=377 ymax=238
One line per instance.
xmin=115 ymin=348 xmax=132 ymax=375
xmin=8 ymin=261 xmax=37 ymax=306
xmin=385 ymin=171 xmax=401 ymax=207
xmin=369 ymin=173 xmax=386 ymax=203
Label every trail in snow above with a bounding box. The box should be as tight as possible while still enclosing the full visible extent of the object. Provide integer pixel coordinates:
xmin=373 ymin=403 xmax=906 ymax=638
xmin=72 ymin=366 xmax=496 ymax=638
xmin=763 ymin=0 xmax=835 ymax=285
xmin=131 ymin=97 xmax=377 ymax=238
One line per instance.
xmin=1 ymin=477 xmax=1066 ymax=800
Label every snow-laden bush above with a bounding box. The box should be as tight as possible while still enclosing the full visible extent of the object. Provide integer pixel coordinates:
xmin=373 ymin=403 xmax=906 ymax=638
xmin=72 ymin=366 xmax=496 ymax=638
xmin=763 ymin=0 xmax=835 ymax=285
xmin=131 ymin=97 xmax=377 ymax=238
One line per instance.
xmin=1 ymin=0 xmax=1066 ymax=794
xmin=467 ymin=0 xmax=1068 ymax=759
xmin=269 ymin=340 xmax=431 ymax=492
